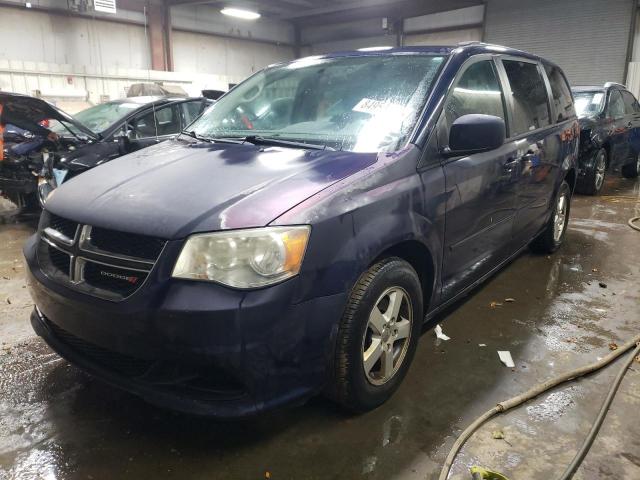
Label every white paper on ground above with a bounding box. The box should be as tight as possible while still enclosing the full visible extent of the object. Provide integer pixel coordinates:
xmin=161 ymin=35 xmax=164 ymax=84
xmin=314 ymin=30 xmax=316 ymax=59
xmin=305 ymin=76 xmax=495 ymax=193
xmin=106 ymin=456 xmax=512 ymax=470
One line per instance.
xmin=498 ymin=350 xmax=515 ymax=368
xmin=435 ymin=324 xmax=450 ymax=341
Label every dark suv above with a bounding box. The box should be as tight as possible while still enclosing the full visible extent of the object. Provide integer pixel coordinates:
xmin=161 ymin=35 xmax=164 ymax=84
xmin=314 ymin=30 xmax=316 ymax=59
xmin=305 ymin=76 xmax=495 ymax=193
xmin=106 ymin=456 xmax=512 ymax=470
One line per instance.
xmin=572 ymin=83 xmax=640 ymax=194
xmin=25 ymin=43 xmax=578 ymax=417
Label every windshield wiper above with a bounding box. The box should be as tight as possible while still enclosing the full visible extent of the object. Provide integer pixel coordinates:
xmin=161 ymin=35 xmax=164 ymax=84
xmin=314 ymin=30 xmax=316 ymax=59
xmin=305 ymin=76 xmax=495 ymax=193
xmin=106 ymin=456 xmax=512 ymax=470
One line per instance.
xmin=180 ymin=130 xmax=213 ymax=142
xmin=181 ymin=131 xmax=249 ymax=145
xmin=222 ymin=135 xmax=334 ymax=151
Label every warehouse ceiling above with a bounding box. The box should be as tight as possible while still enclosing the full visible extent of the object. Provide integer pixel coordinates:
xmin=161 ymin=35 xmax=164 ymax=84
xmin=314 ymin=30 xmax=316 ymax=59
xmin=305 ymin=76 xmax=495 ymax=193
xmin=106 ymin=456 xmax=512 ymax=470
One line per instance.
xmin=168 ymin=0 xmax=483 ymax=25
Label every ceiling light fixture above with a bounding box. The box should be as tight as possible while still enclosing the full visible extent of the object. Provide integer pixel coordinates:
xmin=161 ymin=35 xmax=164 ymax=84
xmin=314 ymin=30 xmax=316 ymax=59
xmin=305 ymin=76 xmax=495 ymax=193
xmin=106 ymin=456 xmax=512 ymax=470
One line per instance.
xmin=221 ymin=7 xmax=261 ymax=20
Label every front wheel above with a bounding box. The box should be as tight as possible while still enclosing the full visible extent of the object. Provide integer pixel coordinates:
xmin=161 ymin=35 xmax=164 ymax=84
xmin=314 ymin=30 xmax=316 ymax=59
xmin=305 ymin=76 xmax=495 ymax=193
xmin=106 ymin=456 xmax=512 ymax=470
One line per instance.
xmin=530 ymin=180 xmax=571 ymax=254
xmin=327 ymin=257 xmax=423 ymax=412
xmin=578 ymin=149 xmax=607 ymax=195
xmin=621 ymin=153 xmax=640 ymax=179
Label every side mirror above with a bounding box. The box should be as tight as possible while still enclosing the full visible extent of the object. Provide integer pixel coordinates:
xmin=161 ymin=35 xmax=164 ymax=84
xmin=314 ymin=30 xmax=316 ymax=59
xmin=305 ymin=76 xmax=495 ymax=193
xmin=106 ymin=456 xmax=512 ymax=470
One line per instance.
xmin=445 ymin=114 xmax=506 ymax=157
xmin=116 ymin=130 xmax=133 ymax=154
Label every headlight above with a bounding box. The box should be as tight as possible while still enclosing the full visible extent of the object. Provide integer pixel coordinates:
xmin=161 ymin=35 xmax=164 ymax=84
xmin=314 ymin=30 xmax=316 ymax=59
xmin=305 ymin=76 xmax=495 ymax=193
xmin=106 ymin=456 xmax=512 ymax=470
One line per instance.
xmin=172 ymin=226 xmax=310 ymax=288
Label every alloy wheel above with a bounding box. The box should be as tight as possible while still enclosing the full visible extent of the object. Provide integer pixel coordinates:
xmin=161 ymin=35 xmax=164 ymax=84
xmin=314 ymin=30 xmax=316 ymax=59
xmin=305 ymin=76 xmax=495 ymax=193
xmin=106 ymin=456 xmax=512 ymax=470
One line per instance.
xmin=362 ymin=286 xmax=413 ymax=386
xmin=553 ymin=192 xmax=568 ymax=242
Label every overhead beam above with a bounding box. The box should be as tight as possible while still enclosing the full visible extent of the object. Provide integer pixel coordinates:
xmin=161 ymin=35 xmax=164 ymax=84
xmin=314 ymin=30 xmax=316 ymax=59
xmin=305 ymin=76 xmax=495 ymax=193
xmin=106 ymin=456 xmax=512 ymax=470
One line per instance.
xmin=281 ymin=0 xmax=410 ymax=19
xmin=167 ymin=0 xmax=292 ymax=16
xmin=285 ymin=0 xmax=482 ymax=26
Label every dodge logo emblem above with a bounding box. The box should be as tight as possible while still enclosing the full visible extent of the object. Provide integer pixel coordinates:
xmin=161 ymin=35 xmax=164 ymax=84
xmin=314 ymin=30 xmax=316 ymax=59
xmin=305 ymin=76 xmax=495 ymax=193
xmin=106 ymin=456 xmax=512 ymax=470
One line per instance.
xmin=100 ymin=270 xmax=139 ymax=284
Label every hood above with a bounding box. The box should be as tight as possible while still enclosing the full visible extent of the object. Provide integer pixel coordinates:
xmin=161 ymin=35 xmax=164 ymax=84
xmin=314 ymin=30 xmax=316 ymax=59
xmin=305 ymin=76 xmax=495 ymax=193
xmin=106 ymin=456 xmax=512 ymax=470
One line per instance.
xmin=0 ymin=93 xmax=98 ymax=140
xmin=44 ymin=139 xmax=378 ymax=239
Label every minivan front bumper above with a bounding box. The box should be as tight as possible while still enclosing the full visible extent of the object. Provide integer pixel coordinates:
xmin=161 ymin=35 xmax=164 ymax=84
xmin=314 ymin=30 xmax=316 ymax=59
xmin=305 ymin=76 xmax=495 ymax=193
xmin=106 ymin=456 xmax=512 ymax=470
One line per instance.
xmin=24 ymin=234 xmax=346 ymax=417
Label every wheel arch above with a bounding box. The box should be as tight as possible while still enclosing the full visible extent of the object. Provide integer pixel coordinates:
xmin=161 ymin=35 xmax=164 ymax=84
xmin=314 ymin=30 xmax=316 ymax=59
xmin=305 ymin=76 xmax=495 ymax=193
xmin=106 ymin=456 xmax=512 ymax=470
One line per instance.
xmin=371 ymin=240 xmax=436 ymax=315
xmin=602 ymin=140 xmax=612 ymax=168
xmin=564 ymin=167 xmax=577 ymax=193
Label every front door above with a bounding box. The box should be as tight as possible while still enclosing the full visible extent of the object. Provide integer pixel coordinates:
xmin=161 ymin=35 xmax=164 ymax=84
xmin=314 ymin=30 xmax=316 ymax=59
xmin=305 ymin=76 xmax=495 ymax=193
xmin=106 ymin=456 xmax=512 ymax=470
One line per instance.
xmin=439 ymin=57 xmax=519 ymax=300
xmin=606 ymin=89 xmax=630 ymax=171
xmin=126 ymin=104 xmax=182 ymax=152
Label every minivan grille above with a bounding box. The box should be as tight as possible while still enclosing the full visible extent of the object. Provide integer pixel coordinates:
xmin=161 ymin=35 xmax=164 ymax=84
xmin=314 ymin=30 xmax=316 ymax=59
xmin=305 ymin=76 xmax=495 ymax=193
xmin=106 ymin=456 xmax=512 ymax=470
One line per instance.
xmin=37 ymin=211 xmax=166 ymax=301
xmin=49 ymin=214 xmax=79 ymax=240
xmin=48 ymin=245 xmax=71 ymax=277
xmin=90 ymin=226 xmax=165 ymax=261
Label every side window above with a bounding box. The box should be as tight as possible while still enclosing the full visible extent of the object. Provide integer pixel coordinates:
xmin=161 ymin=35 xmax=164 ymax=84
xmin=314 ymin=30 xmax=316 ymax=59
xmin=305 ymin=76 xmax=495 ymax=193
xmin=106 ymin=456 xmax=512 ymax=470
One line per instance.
xmin=181 ymin=101 xmax=204 ymax=127
xmin=607 ymin=90 xmax=625 ymax=119
xmin=502 ymin=60 xmax=551 ymax=135
xmin=544 ymin=64 xmax=576 ymax=122
xmin=154 ymin=105 xmax=181 ymax=136
xmin=129 ymin=109 xmax=157 ymax=139
xmin=443 ymin=60 xmax=506 ymax=135
xmin=621 ymin=90 xmax=640 ymax=114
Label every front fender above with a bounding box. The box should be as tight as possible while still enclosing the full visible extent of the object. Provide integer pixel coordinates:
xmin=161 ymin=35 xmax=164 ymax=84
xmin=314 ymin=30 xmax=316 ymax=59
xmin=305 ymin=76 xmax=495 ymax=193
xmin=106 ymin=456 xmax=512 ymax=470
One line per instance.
xmin=272 ymin=146 xmax=446 ymax=307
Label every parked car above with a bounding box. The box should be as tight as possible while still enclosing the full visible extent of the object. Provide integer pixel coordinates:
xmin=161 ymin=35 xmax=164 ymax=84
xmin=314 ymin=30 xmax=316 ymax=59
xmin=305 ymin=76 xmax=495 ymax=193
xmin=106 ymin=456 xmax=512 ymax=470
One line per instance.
xmin=572 ymin=83 xmax=640 ymax=194
xmin=0 ymin=93 xmax=212 ymax=211
xmin=25 ymin=43 xmax=578 ymax=417
xmin=0 ymin=94 xmax=96 ymax=211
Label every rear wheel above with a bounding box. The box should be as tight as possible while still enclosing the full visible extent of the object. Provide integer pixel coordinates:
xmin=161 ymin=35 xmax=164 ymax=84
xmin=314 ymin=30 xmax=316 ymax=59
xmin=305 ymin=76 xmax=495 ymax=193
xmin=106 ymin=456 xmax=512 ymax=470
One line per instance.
xmin=327 ymin=257 xmax=423 ymax=412
xmin=530 ymin=180 xmax=571 ymax=254
xmin=621 ymin=153 xmax=640 ymax=179
xmin=578 ymin=149 xmax=607 ymax=195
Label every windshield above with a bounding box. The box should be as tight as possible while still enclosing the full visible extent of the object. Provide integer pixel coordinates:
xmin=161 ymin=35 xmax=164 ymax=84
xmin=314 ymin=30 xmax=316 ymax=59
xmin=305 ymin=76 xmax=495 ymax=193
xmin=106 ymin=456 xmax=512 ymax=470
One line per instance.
xmin=188 ymin=54 xmax=445 ymax=152
xmin=52 ymin=101 xmax=141 ymax=135
xmin=573 ymin=90 xmax=605 ymax=117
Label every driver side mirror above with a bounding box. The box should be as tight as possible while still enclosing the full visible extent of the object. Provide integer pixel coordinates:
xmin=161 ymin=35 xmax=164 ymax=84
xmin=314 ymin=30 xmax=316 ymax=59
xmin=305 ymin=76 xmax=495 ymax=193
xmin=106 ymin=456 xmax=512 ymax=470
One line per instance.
xmin=115 ymin=125 xmax=134 ymax=153
xmin=444 ymin=114 xmax=506 ymax=157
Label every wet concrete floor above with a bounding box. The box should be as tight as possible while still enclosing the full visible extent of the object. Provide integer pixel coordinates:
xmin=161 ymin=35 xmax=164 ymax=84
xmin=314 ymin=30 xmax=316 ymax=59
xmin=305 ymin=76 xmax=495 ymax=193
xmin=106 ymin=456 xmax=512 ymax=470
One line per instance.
xmin=0 ymin=179 xmax=639 ymax=480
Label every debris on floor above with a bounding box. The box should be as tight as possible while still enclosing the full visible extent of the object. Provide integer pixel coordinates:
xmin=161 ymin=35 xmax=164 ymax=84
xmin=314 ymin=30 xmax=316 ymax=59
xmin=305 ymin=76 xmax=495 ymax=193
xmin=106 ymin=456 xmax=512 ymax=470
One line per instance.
xmin=435 ymin=324 xmax=450 ymax=341
xmin=504 ymin=298 xmax=516 ymax=303
xmin=489 ymin=301 xmax=503 ymax=308
xmin=497 ymin=351 xmax=515 ymax=368
xmin=599 ymin=282 xmax=607 ymax=288
xmin=609 ymin=342 xmax=618 ymax=351
xmin=470 ymin=466 xmax=511 ymax=480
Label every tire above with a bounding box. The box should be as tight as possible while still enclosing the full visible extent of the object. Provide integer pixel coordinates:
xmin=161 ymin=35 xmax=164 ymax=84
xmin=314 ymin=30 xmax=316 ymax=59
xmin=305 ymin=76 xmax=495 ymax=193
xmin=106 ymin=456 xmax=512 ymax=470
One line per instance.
xmin=621 ymin=153 xmax=640 ymax=179
xmin=530 ymin=180 xmax=571 ymax=254
xmin=577 ymin=149 xmax=607 ymax=195
xmin=327 ymin=257 xmax=423 ymax=412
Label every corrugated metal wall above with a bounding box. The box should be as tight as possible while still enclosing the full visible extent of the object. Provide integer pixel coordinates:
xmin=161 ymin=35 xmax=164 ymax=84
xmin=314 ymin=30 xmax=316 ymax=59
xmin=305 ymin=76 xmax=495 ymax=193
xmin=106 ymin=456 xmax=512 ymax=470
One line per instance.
xmin=404 ymin=27 xmax=482 ymax=46
xmin=485 ymin=0 xmax=634 ymax=85
xmin=0 ymin=5 xmax=294 ymax=105
xmin=403 ymin=5 xmax=484 ymax=46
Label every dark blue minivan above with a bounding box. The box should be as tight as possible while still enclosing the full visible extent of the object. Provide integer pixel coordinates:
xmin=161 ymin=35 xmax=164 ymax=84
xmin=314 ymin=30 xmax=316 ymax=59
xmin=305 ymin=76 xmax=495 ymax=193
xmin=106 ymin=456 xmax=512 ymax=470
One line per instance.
xmin=25 ymin=43 xmax=579 ymax=417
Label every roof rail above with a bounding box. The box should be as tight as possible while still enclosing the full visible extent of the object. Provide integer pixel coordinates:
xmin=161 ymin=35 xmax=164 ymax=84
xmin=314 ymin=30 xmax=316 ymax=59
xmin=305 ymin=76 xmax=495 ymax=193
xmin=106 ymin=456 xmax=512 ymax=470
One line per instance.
xmin=604 ymin=82 xmax=627 ymax=89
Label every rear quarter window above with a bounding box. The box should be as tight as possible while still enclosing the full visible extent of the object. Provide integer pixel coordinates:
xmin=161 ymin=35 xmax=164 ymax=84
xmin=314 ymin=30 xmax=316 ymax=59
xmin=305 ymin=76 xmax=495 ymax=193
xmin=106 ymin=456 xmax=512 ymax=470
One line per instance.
xmin=544 ymin=64 xmax=576 ymax=122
